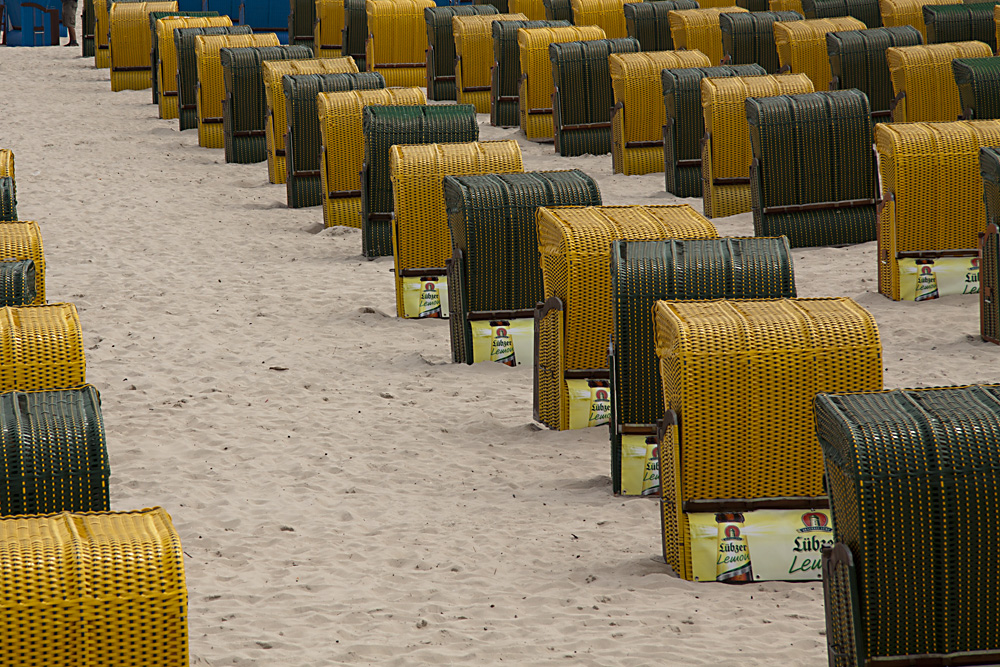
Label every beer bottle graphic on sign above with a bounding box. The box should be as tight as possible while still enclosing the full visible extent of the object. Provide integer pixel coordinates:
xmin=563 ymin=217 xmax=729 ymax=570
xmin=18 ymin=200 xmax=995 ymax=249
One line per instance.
xmin=418 ymin=279 xmax=442 ymax=318
xmin=587 ymin=380 xmax=611 ymax=427
xmin=489 ymin=320 xmax=516 ymax=367
xmin=640 ymin=436 xmax=660 ymax=496
xmin=715 ymin=512 xmax=753 ymax=583
xmin=914 ymin=261 xmax=939 ymax=302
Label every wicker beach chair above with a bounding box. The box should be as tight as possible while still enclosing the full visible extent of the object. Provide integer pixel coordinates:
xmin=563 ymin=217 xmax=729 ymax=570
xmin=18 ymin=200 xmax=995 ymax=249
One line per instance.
xmin=390 ymin=140 xmax=524 ymax=318
xmin=83 ymin=0 xmax=95 ymax=56
xmin=954 ymin=57 xmax=1000 ymax=119
xmin=879 ymin=0 xmax=960 ymax=40
xmin=425 ymin=5 xmax=499 ymax=101
xmin=318 ymin=87 xmax=425 ymax=229
xmin=510 ymin=0 xmax=547 ymax=19
xmin=109 ymin=1 xmax=178 ymax=91
xmin=827 ymin=26 xmax=923 ymax=123
xmin=981 ymin=147 xmax=1000 ymax=342
xmin=550 ymin=37 xmax=639 ymax=157
xmin=668 ymin=7 xmax=749 ymax=67
xmin=454 ymin=13 xmax=527 ymax=112
xmin=517 ymin=25 xmax=606 ymax=141
xmin=801 ymin=0 xmax=880 ymax=27
xmin=654 ymin=297 xmax=881 ymax=581
xmin=0 ymin=507 xmax=188 ymax=665
xmin=0 ymin=150 xmax=12 ymax=190
xmin=156 ymin=16 xmax=231 ymax=119
xmin=365 ymin=0 xmax=436 ymax=87
xmin=478 ymin=0 xmax=511 ymax=11
xmin=876 ymin=120 xmax=1000 ymax=300
xmin=195 ymin=33 xmax=281 ymax=149
xmin=283 ymin=72 xmax=385 ymax=208
xmin=534 ymin=205 xmax=719 ymax=431
xmin=720 ymin=11 xmax=803 ymax=73
xmin=924 ymin=2 xmax=997 ymax=50
xmin=342 ymin=0 xmax=367 ymax=68
xmin=624 ymin=0 xmax=699 ymax=52
xmin=543 ymin=0 xmax=574 ymax=20
xmin=361 ymin=105 xmax=479 ymax=258
xmin=0 ymin=179 xmax=14 ymax=224
xmin=0 ymin=385 xmax=107 ymax=516
xmin=94 ymin=0 xmax=142 ymax=68
xmin=609 ymin=50 xmax=712 ymax=175
xmin=886 ymin=41 xmax=992 ymax=122
xmin=313 ymin=0 xmax=341 ymax=57
xmin=0 ymin=221 xmax=45 ymax=305
xmin=774 ymin=16 xmax=867 ymax=91
xmin=491 ymin=19 xmax=570 ymax=127
xmin=570 ymin=0 xmax=641 ymax=39
xmin=175 ymin=25 xmax=252 ymax=130
xmin=149 ymin=10 xmax=218 ymax=104
xmin=0 ymin=260 xmax=36 ymax=307
xmin=288 ymin=0 xmax=314 ymax=50
xmin=770 ymin=0 xmax=804 ymax=11
xmin=702 ymin=74 xmax=815 ymax=219
xmin=0 ymin=304 xmax=84 ymax=393
xmin=609 ymin=237 xmax=795 ymax=496
xmin=444 ymin=170 xmax=602 ymax=364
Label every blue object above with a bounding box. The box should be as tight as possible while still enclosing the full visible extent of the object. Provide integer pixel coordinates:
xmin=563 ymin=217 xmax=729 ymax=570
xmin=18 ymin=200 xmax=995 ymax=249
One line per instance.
xmin=203 ymin=0 xmax=240 ymax=19
xmin=239 ymin=1 xmax=289 ymax=43
xmin=176 ymin=0 xmax=204 ymax=10
xmin=8 ymin=0 xmax=64 ymax=45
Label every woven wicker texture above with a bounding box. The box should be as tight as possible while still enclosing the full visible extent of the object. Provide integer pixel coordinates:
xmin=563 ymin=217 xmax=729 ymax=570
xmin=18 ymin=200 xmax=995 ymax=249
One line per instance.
xmin=0 ymin=304 xmax=84 ymax=393
xmin=544 ymin=0 xmax=575 ymax=20
xmin=827 ymin=26 xmax=923 ymax=123
xmin=83 ymin=0 xmax=96 ymax=56
xmin=362 ymin=105 xmax=479 ymax=258
xmin=318 ymin=87 xmax=425 ymax=229
xmin=0 ymin=261 xmax=36 ymax=308
xmin=313 ymin=0 xmax=342 ymax=57
xmin=879 ymin=0 xmax=961 ymax=41
xmin=886 ymin=41 xmax=992 ymax=122
xmin=454 ymin=14 xmax=528 ymax=112
xmin=491 ymin=19 xmax=570 ymax=127
xmin=0 ymin=179 xmax=15 ymax=224
xmin=0 ymin=385 xmax=108 ymax=516
xmin=570 ymin=0 xmax=643 ymax=39
xmin=94 ymin=0 xmax=144 ymax=68
xmin=479 ymin=0 xmax=512 ymax=11
xmin=390 ymin=140 xmax=524 ymax=317
xmin=110 ymin=2 xmax=179 ymax=91
xmin=263 ymin=58 xmax=360 ymax=184
xmin=702 ymin=74 xmax=814 ymax=219
xmin=425 ymin=6 xmax=500 ymax=101
xmin=774 ymin=16 xmax=867 ymax=91
xmin=220 ymin=45 xmax=317 ymax=164
xmin=954 ymin=57 xmax=1000 ymax=120
xmin=175 ymin=25 xmax=252 ymax=130
xmin=0 ymin=506 xmax=188 ymax=665
xmin=609 ymin=237 xmax=796 ymax=494
xmin=0 ymin=221 xmax=45 ymax=306
xmin=443 ymin=170 xmax=601 ymax=363
xmin=875 ymin=120 xmax=1000 ymax=299
xmin=0 ymin=151 xmax=12 ymax=194
xmin=550 ymin=38 xmax=640 ymax=157
xmin=157 ymin=16 xmax=233 ymax=118
xmin=982 ymin=149 xmax=1000 ymax=342
xmin=510 ymin=0 xmax=548 ymax=19
xmin=283 ymin=72 xmax=385 ymax=208
xmin=654 ymin=297 xmax=881 ymax=579
xmin=668 ymin=7 xmax=749 ymax=68
xmin=149 ymin=11 xmax=219 ymax=104
xmin=720 ymin=11 xmax=804 ymax=74
xmin=289 ymin=0 xmax=315 ymax=49
xmin=801 ymin=0 xmax=881 ymax=26
xmin=925 ymin=2 xmax=997 ymax=50
xmin=816 ymin=384 xmax=1000 ymax=660
xmin=770 ymin=0 xmax=805 ymax=12
xmin=517 ymin=25 xmax=607 ymax=141
xmin=624 ymin=1 xmax=699 ymax=51
xmin=365 ymin=0 xmax=437 ymax=86
xmin=822 ymin=544 xmax=863 ymax=667
xmin=343 ymin=0 xmax=368 ymax=68
xmin=609 ymin=50 xmax=711 ymax=175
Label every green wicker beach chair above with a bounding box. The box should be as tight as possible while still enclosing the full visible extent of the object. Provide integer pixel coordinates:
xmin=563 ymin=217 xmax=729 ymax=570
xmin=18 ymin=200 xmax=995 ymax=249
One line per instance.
xmin=954 ymin=57 xmax=1000 ymax=119
xmin=720 ymin=11 xmax=803 ymax=73
xmin=746 ymin=90 xmax=877 ymax=248
xmin=83 ymin=0 xmax=96 ymax=56
xmin=0 ymin=385 xmax=108 ymax=516
xmin=802 ymin=0 xmax=881 ymax=27
xmin=289 ymin=0 xmax=315 ymax=50
xmin=149 ymin=10 xmax=218 ymax=104
xmin=477 ymin=0 xmax=511 ymax=11
xmin=827 ymin=26 xmax=923 ymax=122
xmin=444 ymin=170 xmax=601 ymax=365
xmin=0 ymin=178 xmax=15 ymax=223
xmin=284 ymin=72 xmax=385 ymax=208
xmin=544 ymin=0 xmax=575 ymax=20
xmin=491 ymin=19 xmax=570 ymax=127
xmin=924 ymin=2 xmax=997 ymax=50
xmin=175 ymin=25 xmax=253 ymax=131
xmin=550 ymin=37 xmax=639 ymax=157
xmin=980 ymin=146 xmax=1000 ymax=343
xmin=662 ymin=64 xmax=766 ymax=197
xmin=623 ymin=0 xmax=699 ymax=51
xmin=817 ymin=384 xmax=1000 ymax=665
xmin=425 ymin=5 xmax=499 ymax=101
xmin=736 ymin=0 xmax=768 ymax=10
xmin=610 ymin=237 xmax=795 ymax=496
xmin=0 ymin=260 xmax=36 ymax=307
xmin=343 ymin=0 xmax=367 ymax=69
xmin=361 ymin=105 xmax=479 ymax=258
xmin=220 ymin=45 xmax=315 ymax=164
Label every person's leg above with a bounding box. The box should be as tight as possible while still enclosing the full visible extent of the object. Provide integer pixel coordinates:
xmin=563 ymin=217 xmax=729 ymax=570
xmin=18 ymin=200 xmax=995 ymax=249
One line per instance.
xmin=62 ymin=0 xmax=78 ymax=45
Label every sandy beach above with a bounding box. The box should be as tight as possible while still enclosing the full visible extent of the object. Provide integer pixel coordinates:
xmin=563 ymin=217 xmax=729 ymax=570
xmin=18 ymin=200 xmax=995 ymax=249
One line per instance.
xmin=2 ymin=41 xmax=999 ymax=666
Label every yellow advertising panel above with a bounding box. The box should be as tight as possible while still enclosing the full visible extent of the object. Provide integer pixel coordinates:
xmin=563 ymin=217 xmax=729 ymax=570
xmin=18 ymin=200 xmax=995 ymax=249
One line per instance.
xmin=401 ymin=275 xmax=450 ymax=318
xmin=688 ymin=508 xmax=834 ymax=582
xmin=470 ymin=318 xmax=534 ymax=367
xmin=620 ymin=434 xmax=659 ymax=497
xmin=566 ymin=379 xmax=611 ymax=430
xmin=898 ymin=256 xmax=979 ymax=301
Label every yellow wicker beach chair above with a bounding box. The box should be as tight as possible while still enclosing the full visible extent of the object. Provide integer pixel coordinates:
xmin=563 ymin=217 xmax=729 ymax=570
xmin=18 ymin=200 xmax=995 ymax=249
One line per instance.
xmin=701 ymin=74 xmax=814 ymax=219
xmin=769 ymin=0 xmax=804 ymax=11
xmin=0 ymin=221 xmax=45 ymax=306
xmin=571 ymin=0 xmax=644 ymax=40
xmin=194 ymin=33 xmax=281 ymax=149
xmin=668 ymin=7 xmax=749 ymax=67
xmin=93 ymin=0 xmax=113 ymax=67
xmin=109 ymin=1 xmax=177 ymax=91
xmin=390 ymin=140 xmax=524 ymax=318
xmin=653 ymin=297 xmax=881 ymax=581
xmin=886 ymin=41 xmax=993 ymax=122
xmin=535 ymin=205 xmax=719 ymax=431
xmin=155 ymin=15 xmax=232 ymax=119
xmin=365 ymin=0 xmax=436 ymax=86
xmin=263 ymin=57 xmax=361 ymax=184
xmin=877 ymin=120 xmax=1000 ymax=300
xmin=517 ymin=25 xmax=607 ymax=141
xmin=880 ymin=0 xmax=961 ymax=40
xmin=315 ymin=0 xmax=345 ymax=57
xmin=0 ymin=304 xmax=83 ymax=392
xmin=454 ymin=13 xmax=527 ymax=112
xmin=774 ymin=16 xmax=867 ymax=91
xmin=318 ymin=87 xmax=426 ymax=229
xmin=0 ymin=507 xmax=188 ymax=666
xmin=510 ymin=0 xmax=547 ymax=19
xmin=609 ymin=50 xmax=711 ymax=175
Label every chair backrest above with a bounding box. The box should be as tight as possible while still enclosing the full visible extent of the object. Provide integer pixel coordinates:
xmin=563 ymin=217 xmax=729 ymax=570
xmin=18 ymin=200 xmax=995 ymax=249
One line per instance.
xmin=220 ymin=44 xmax=316 ymax=136
xmin=0 ymin=220 xmax=44 ymax=304
xmin=0 ymin=177 xmax=15 ymax=223
xmin=720 ymin=10 xmax=803 ymax=73
xmin=953 ymin=56 xmax=1000 ymax=120
xmin=773 ymin=16 xmax=867 ymax=91
xmin=878 ymin=0 xmax=960 ymax=40
xmin=886 ymin=41 xmax=992 ymax=122
xmin=174 ymin=24 xmax=252 ymax=127
xmin=490 ymin=18 xmax=568 ymax=125
xmin=365 ymin=0 xmax=436 ymax=86
xmin=801 ymin=0 xmax=880 ymax=27
xmin=543 ymin=0 xmax=573 ymax=20
xmin=288 ymin=0 xmax=314 ymax=48
xmin=313 ymin=0 xmax=342 ymax=56
xmin=509 ymin=0 xmax=545 ymax=18
xmin=924 ymin=2 xmax=997 ymax=51
xmin=570 ymin=0 xmax=642 ymax=39
xmin=826 ymin=25 xmax=922 ymax=120
xmin=424 ymin=4 xmax=498 ymax=99
xmin=667 ymin=6 xmax=749 ymax=66
xmin=149 ymin=10 xmax=219 ymax=101
xmin=624 ymin=0 xmax=699 ymax=52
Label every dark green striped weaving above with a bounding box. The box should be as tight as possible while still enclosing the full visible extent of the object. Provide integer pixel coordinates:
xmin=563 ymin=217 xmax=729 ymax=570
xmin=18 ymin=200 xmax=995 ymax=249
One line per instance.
xmin=0 ymin=178 xmax=15 ymax=223
xmin=802 ymin=0 xmax=881 ymax=27
xmin=149 ymin=11 xmax=219 ymax=104
xmin=981 ymin=146 xmax=1000 ymax=343
xmin=289 ymin=0 xmax=316 ymax=50
xmin=954 ymin=57 xmax=1000 ymax=119
xmin=175 ymin=25 xmax=253 ymax=131
xmin=0 ymin=260 xmax=36 ymax=307
xmin=343 ymin=0 xmax=368 ymax=69
xmin=544 ymin=0 xmax=575 ymax=21
xmin=476 ymin=0 xmax=510 ymax=12
xmin=721 ymin=11 xmax=803 ymax=73
xmin=624 ymin=0 xmax=699 ymax=51
xmin=491 ymin=19 xmax=570 ymax=127
xmin=83 ymin=0 xmax=95 ymax=57
xmin=924 ymin=3 xmax=998 ymax=50
xmin=426 ymin=5 xmax=500 ymax=101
